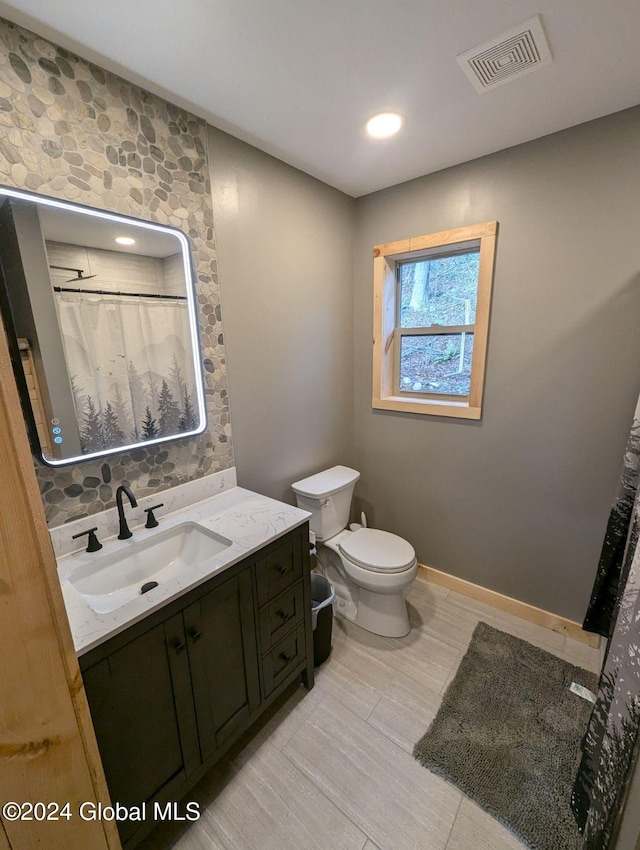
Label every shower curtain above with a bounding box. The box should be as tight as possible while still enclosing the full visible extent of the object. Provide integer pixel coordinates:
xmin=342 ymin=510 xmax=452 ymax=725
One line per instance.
xmin=55 ymin=292 xmax=196 ymax=452
xmin=571 ymin=393 xmax=640 ymax=848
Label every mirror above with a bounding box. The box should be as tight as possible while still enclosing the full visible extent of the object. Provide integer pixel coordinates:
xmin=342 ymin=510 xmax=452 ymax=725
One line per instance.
xmin=0 ymin=185 xmax=207 ymax=466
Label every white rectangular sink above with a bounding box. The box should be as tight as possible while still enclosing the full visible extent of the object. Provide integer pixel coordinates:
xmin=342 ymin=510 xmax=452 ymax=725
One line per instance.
xmin=68 ymin=522 xmax=232 ymax=614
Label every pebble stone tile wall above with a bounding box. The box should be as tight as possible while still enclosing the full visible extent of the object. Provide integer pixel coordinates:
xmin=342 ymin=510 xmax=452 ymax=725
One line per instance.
xmin=0 ymin=17 xmax=234 ymax=527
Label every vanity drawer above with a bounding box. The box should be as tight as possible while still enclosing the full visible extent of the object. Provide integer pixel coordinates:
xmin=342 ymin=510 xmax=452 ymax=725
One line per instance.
xmin=262 ymin=623 xmax=306 ymax=697
xmin=256 ymin=537 xmax=302 ymax=605
xmin=259 ymin=581 xmax=305 ymax=651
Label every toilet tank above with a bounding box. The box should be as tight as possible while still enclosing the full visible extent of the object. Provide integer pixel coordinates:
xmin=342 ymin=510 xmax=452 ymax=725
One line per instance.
xmin=291 ymin=466 xmax=360 ymax=541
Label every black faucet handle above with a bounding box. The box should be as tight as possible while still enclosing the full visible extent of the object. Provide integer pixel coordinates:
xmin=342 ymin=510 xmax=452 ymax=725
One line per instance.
xmin=144 ymin=503 xmax=164 ymax=529
xmin=72 ymin=527 xmax=102 ymax=553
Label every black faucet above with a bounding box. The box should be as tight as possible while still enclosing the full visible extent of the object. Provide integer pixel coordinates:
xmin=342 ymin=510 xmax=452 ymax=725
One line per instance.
xmin=116 ymin=484 xmax=138 ymax=540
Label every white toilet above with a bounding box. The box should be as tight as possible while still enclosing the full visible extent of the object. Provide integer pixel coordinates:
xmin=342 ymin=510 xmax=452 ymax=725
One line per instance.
xmin=292 ymin=465 xmax=418 ymax=638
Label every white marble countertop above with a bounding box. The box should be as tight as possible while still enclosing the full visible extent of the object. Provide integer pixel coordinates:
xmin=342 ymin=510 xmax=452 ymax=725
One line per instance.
xmin=56 ymin=482 xmax=310 ymax=656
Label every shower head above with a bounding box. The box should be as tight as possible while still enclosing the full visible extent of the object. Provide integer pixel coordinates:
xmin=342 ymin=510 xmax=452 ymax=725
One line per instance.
xmin=49 ymin=265 xmax=98 ymax=282
xmin=66 ymin=270 xmax=98 ymax=282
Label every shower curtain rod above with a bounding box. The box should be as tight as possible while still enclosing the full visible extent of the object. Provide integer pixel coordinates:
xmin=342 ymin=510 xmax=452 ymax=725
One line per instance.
xmin=53 ymin=285 xmax=187 ymax=301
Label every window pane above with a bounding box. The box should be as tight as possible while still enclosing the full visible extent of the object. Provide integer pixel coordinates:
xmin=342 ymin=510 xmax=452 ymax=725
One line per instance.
xmin=399 ymin=251 xmax=479 ymax=328
xmin=400 ymin=333 xmax=474 ymax=396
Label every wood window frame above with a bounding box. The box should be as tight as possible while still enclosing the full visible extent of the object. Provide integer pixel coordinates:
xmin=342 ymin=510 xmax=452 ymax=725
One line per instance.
xmin=372 ymin=221 xmax=498 ymax=420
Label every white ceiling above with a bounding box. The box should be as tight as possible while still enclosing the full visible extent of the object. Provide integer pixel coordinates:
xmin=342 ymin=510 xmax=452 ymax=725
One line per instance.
xmin=38 ymin=205 xmax=181 ymax=257
xmin=1 ymin=0 xmax=640 ymax=197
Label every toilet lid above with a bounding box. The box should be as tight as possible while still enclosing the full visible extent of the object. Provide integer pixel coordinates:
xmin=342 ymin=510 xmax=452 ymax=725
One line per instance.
xmin=338 ymin=528 xmax=416 ymax=573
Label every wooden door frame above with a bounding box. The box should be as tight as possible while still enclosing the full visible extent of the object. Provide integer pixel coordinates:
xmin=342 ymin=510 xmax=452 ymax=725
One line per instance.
xmin=0 ymin=321 xmax=120 ymax=849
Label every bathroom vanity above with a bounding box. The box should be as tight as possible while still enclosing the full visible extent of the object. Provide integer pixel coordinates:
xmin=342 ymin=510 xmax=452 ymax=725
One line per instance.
xmin=53 ymin=476 xmax=314 ymax=848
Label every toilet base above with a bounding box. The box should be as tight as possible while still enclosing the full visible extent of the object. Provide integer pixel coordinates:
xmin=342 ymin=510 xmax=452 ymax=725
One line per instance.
xmin=348 ymin=586 xmax=411 ymax=638
xmin=319 ymin=542 xmax=415 ymax=638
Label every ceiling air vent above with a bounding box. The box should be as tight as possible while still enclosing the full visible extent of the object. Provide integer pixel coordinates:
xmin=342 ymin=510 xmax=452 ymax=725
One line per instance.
xmin=457 ymin=15 xmax=552 ymax=93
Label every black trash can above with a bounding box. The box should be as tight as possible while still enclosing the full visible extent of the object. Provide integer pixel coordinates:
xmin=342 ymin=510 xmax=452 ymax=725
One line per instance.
xmin=310 ymin=573 xmax=335 ymax=667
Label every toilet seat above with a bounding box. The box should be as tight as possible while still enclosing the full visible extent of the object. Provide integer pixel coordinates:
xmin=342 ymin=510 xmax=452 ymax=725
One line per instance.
xmin=338 ymin=528 xmax=416 ymax=574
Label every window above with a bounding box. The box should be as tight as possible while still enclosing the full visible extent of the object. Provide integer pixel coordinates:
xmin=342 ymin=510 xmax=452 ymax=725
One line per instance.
xmin=372 ymin=222 xmax=497 ymax=419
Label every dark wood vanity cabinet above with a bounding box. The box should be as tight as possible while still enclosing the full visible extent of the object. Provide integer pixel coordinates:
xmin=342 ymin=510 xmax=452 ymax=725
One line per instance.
xmin=82 ymin=621 xmax=191 ymax=846
xmin=80 ymin=523 xmax=313 ymax=848
xmin=183 ymin=570 xmax=261 ymax=761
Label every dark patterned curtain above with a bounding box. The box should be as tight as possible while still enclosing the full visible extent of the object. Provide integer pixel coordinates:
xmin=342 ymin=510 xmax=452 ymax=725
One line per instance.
xmin=572 ymin=397 xmax=640 ymax=848
xmin=583 ymin=406 xmax=640 ymax=637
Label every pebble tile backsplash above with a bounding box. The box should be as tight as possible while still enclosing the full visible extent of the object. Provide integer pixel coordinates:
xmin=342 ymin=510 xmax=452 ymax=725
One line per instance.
xmin=0 ymin=17 xmax=234 ymax=527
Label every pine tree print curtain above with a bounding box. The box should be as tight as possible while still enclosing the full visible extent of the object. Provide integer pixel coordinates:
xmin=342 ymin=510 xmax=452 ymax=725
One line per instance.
xmin=55 ymin=291 xmax=197 ymax=453
xmin=572 ymin=394 xmax=640 ymax=848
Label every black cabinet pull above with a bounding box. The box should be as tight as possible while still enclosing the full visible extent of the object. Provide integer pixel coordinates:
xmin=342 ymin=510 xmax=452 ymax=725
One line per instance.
xmin=276 ymin=609 xmax=291 ymax=623
xmin=279 ymin=651 xmax=293 ymax=663
xmin=173 ymin=640 xmax=187 ymax=655
xmin=189 ymin=630 xmax=203 ymax=643
xmin=278 ymin=565 xmax=287 ymax=575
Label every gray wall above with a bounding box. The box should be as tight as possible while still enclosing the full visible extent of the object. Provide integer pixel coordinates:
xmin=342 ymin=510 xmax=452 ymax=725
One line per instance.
xmin=353 ymin=107 xmax=640 ymax=622
xmin=208 ymin=127 xmax=355 ymax=503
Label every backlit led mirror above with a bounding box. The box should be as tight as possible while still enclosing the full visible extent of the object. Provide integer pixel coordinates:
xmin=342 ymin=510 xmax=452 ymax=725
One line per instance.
xmin=0 ymin=186 xmax=207 ymax=466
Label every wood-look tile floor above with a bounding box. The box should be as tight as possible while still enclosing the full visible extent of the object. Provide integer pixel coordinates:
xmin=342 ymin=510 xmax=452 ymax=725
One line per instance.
xmin=139 ymin=576 xmax=601 ymax=850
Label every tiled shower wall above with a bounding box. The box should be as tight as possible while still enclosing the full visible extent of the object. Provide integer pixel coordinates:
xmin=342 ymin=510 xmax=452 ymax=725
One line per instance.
xmin=0 ymin=17 xmax=234 ymax=526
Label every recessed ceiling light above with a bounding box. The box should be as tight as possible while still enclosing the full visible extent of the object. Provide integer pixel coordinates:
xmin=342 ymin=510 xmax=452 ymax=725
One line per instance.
xmin=115 ymin=236 xmax=136 ymax=245
xmin=365 ymin=112 xmax=404 ymax=139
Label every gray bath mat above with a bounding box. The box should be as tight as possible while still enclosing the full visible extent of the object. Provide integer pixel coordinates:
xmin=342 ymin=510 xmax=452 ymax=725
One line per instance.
xmin=413 ymin=622 xmax=598 ymax=850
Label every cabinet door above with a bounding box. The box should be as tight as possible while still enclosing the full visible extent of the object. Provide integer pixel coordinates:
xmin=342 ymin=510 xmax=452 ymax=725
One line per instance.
xmin=184 ymin=569 xmax=261 ymax=763
xmin=82 ymin=619 xmax=193 ymax=845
